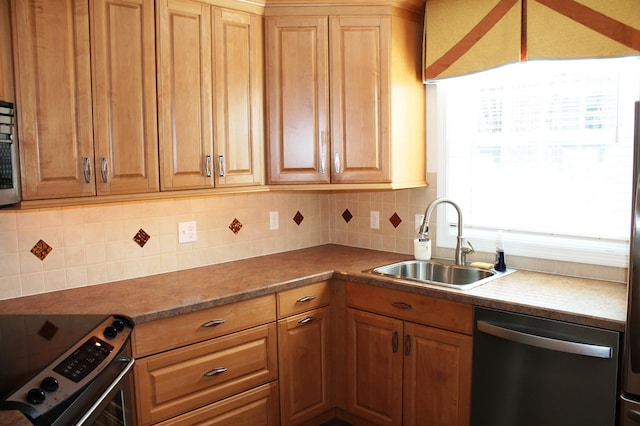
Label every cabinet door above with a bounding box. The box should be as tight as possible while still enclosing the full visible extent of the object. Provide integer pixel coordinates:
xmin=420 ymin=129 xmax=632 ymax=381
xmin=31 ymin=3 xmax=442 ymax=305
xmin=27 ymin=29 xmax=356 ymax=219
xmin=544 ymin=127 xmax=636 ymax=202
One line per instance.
xmin=266 ymin=16 xmax=330 ymax=184
xmin=13 ymin=0 xmax=95 ymax=199
xmin=213 ymin=8 xmax=264 ymax=187
xmin=157 ymin=0 xmax=214 ymax=190
xmin=91 ymin=0 xmax=159 ymax=195
xmin=330 ymin=16 xmax=390 ymax=183
xmin=278 ymin=307 xmax=332 ymax=425
xmin=0 ymin=0 xmax=13 ymax=102
xmin=346 ymin=308 xmax=402 ymax=426
xmin=403 ymin=322 xmax=472 ymax=426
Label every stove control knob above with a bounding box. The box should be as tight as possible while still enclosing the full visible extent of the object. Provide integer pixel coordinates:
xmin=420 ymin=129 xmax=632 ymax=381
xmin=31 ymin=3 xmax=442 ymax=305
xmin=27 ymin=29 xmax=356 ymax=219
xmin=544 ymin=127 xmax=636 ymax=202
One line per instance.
xmin=103 ymin=325 xmax=118 ymax=339
xmin=41 ymin=376 xmax=59 ymax=392
xmin=26 ymin=388 xmax=46 ymax=404
xmin=112 ymin=319 xmax=125 ymax=332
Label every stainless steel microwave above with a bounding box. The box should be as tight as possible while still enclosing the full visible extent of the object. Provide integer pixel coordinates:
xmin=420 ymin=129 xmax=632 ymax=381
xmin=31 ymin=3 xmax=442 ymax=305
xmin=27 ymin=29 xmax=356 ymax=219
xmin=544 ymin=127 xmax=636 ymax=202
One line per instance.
xmin=0 ymin=100 xmax=20 ymax=206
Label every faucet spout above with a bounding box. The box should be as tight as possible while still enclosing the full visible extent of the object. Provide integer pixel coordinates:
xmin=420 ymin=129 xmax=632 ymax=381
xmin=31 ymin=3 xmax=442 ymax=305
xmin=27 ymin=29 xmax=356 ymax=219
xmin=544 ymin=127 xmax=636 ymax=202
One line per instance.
xmin=419 ymin=198 xmax=474 ymax=265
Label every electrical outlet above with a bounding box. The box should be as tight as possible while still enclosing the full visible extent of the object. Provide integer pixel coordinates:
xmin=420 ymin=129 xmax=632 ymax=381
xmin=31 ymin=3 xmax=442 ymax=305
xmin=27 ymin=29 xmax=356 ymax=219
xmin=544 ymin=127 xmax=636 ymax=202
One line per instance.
xmin=178 ymin=221 xmax=197 ymax=243
xmin=370 ymin=211 xmax=380 ymax=229
xmin=415 ymin=214 xmax=425 ymax=232
xmin=269 ymin=211 xmax=279 ymax=230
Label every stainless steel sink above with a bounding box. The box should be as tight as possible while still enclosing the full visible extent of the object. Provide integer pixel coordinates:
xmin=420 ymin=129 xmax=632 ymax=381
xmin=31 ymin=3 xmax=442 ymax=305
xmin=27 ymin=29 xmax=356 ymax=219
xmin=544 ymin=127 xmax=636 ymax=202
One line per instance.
xmin=365 ymin=260 xmax=514 ymax=290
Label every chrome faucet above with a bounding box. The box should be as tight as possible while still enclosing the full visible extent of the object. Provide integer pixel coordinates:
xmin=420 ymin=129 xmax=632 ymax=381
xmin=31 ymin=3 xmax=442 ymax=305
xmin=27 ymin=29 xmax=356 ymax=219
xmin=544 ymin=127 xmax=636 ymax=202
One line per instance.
xmin=419 ymin=198 xmax=474 ymax=265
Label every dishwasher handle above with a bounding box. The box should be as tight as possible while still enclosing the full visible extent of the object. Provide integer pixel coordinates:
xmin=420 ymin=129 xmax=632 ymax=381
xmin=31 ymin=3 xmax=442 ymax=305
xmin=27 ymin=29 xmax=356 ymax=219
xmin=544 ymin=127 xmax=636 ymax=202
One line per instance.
xmin=477 ymin=320 xmax=613 ymax=359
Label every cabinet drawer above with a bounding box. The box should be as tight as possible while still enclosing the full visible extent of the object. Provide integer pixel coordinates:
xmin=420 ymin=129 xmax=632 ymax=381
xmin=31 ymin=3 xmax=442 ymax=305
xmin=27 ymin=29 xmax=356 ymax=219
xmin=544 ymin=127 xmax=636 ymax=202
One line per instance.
xmin=134 ymin=323 xmax=278 ymax=425
xmin=133 ymin=295 xmax=275 ymax=357
xmin=277 ymin=281 xmax=332 ymax=319
xmin=155 ymin=382 xmax=280 ymax=426
xmin=345 ymin=281 xmax=473 ymax=335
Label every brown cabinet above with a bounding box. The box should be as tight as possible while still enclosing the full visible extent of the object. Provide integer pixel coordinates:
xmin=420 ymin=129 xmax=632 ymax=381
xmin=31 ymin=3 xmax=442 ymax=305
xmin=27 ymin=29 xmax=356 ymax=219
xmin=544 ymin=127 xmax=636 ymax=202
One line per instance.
xmin=277 ymin=282 xmax=333 ymax=425
xmin=157 ymin=0 xmax=264 ymax=191
xmin=265 ymin=3 xmax=426 ymax=188
xmin=133 ymin=295 xmax=278 ymax=425
xmin=0 ymin=0 xmax=13 ymax=102
xmin=344 ymin=282 xmax=472 ymax=426
xmin=12 ymin=0 xmax=159 ymax=200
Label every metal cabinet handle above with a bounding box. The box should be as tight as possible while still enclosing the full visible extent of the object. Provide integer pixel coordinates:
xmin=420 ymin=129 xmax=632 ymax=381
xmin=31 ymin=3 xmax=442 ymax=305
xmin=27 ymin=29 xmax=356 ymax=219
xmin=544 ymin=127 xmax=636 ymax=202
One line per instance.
xmin=392 ymin=330 xmax=399 ymax=353
xmin=297 ymin=316 xmax=316 ymax=326
xmin=477 ymin=320 xmax=613 ymax=359
xmin=101 ymin=158 xmax=108 ymax=183
xmin=201 ymin=319 xmax=225 ymax=328
xmin=334 ymin=152 xmax=341 ymax=174
xmin=405 ymin=334 xmax=412 ymax=356
xmin=205 ymin=155 xmax=212 ymax=177
xmin=319 ymin=131 xmax=326 ymax=174
xmin=204 ymin=367 xmax=227 ymax=377
xmin=297 ymin=295 xmax=316 ymax=303
xmin=218 ymin=155 xmax=225 ymax=177
xmin=83 ymin=157 xmax=91 ymax=183
xmin=391 ymin=302 xmax=412 ymax=310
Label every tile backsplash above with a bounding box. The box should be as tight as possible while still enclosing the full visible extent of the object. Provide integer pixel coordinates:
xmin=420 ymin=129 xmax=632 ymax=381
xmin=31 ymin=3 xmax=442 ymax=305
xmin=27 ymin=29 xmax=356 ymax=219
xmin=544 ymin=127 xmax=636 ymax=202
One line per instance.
xmin=0 ymin=178 xmax=627 ymax=300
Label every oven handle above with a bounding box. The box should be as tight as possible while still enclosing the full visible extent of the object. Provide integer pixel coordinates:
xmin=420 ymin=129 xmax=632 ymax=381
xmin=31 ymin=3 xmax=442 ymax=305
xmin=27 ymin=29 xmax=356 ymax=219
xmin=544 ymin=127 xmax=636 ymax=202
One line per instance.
xmin=75 ymin=356 xmax=135 ymax=425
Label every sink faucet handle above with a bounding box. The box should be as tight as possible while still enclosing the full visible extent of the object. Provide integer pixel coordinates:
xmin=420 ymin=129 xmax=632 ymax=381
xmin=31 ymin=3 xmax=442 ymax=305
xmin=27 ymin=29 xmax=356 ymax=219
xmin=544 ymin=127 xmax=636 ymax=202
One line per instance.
xmin=461 ymin=240 xmax=475 ymax=264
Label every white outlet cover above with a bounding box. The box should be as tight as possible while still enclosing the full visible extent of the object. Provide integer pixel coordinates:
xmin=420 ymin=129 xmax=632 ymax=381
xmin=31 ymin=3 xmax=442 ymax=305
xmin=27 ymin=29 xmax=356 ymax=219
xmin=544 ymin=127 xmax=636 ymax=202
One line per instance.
xmin=269 ymin=211 xmax=279 ymax=230
xmin=178 ymin=221 xmax=197 ymax=243
xmin=370 ymin=211 xmax=380 ymax=229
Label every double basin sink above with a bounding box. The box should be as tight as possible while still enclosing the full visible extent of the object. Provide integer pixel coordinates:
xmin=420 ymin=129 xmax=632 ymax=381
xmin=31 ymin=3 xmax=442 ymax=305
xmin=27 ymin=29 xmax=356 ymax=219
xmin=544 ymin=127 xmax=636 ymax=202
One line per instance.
xmin=365 ymin=259 xmax=514 ymax=290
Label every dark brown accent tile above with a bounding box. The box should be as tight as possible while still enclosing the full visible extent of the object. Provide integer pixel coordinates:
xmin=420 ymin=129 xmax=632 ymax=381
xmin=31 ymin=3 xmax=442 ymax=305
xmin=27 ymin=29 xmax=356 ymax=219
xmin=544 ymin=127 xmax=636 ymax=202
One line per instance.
xmin=31 ymin=239 xmax=53 ymax=260
xmin=133 ymin=229 xmax=151 ymax=247
xmin=389 ymin=213 xmax=402 ymax=228
xmin=342 ymin=209 xmax=353 ymax=223
xmin=293 ymin=211 xmax=304 ymax=226
xmin=229 ymin=218 xmax=243 ymax=234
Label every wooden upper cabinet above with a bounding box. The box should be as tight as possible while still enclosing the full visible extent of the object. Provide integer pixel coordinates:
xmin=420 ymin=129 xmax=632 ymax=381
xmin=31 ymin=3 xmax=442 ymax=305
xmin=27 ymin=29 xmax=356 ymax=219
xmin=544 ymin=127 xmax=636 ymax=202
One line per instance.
xmin=330 ymin=16 xmax=389 ymax=183
xmin=12 ymin=0 xmax=158 ymax=200
xmin=12 ymin=0 xmax=95 ymax=199
xmin=158 ymin=0 xmax=264 ymax=190
xmin=91 ymin=0 xmax=159 ymax=195
xmin=266 ymin=6 xmax=426 ymax=187
xmin=0 ymin=0 xmax=14 ymax=102
xmin=266 ymin=16 xmax=330 ymax=184
xmin=157 ymin=0 xmax=214 ymax=190
xmin=213 ymin=8 xmax=264 ymax=187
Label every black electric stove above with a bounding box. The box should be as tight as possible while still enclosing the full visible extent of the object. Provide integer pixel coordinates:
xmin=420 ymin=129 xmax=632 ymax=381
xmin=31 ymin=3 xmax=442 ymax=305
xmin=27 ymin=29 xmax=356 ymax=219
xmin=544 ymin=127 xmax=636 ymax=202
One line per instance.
xmin=0 ymin=314 xmax=134 ymax=425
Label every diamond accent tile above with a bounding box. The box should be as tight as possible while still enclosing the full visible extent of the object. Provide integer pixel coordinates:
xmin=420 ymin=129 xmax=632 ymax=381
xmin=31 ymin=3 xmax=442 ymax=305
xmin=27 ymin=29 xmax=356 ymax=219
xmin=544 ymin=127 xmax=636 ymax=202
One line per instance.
xmin=293 ymin=211 xmax=304 ymax=226
xmin=133 ymin=229 xmax=151 ymax=247
xmin=389 ymin=213 xmax=402 ymax=228
xmin=31 ymin=239 xmax=53 ymax=260
xmin=342 ymin=209 xmax=353 ymax=223
xmin=229 ymin=218 xmax=243 ymax=234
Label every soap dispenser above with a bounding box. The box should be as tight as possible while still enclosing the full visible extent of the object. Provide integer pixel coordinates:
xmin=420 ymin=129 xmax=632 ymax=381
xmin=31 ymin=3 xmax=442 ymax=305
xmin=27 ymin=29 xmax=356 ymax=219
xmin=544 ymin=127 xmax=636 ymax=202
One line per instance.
xmin=494 ymin=230 xmax=507 ymax=272
xmin=414 ymin=227 xmax=432 ymax=260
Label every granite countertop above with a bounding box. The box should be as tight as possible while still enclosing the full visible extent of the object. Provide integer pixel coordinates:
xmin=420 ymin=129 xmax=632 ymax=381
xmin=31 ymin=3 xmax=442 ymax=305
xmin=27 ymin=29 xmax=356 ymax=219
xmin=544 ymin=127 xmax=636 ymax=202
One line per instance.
xmin=0 ymin=244 xmax=628 ymax=331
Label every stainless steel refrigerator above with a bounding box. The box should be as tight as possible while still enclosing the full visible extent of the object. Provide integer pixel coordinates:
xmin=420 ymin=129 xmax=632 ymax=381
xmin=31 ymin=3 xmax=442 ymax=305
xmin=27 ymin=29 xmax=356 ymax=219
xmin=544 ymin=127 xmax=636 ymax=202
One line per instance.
xmin=622 ymin=101 xmax=640 ymax=425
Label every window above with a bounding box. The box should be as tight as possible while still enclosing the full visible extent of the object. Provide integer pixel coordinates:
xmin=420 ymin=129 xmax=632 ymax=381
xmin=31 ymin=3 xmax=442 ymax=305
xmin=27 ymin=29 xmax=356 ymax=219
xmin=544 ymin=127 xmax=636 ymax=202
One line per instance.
xmin=432 ymin=57 xmax=640 ymax=267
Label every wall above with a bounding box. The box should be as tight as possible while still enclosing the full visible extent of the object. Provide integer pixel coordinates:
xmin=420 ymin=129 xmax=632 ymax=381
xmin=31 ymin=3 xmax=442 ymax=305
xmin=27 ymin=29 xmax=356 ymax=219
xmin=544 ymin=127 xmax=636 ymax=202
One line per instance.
xmin=0 ymin=175 xmax=627 ymax=300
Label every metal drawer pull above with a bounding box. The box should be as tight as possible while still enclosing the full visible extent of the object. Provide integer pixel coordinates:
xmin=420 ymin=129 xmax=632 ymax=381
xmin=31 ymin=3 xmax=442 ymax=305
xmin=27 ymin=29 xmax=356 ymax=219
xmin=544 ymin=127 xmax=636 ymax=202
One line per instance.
xmin=297 ymin=295 xmax=317 ymax=303
xmin=297 ymin=316 xmax=316 ymax=326
xmin=218 ymin=155 xmax=225 ymax=177
xmin=405 ymin=334 xmax=412 ymax=356
xmin=205 ymin=155 xmax=212 ymax=177
xmin=83 ymin=157 xmax=91 ymax=183
xmin=101 ymin=158 xmax=108 ymax=183
xmin=391 ymin=302 xmax=412 ymax=310
xmin=477 ymin=320 xmax=613 ymax=359
xmin=204 ymin=367 xmax=227 ymax=377
xmin=392 ymin=330 xmax=399 ymax=352
xmin=201 ymin=319 xmax=225 ymax=328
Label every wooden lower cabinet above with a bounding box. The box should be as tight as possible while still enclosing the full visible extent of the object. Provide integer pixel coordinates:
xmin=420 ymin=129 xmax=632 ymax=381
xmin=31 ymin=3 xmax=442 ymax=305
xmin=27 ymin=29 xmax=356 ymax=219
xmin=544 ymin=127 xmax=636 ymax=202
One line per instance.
xmin=278 ymin=307 xmax=332 ymax=425
xmin=134 ymin=323 xmax=277 ymax=425
xmin=155 ymin=382 xmax=280 ymax=426
xmin=344 ymin=282 xmax=473 ymax=426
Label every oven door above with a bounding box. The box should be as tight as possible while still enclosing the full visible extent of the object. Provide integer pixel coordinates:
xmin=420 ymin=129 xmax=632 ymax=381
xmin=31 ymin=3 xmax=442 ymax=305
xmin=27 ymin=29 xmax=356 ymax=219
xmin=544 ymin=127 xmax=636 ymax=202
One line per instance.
xmin=42 ymin=345 xmax=135 ymax=426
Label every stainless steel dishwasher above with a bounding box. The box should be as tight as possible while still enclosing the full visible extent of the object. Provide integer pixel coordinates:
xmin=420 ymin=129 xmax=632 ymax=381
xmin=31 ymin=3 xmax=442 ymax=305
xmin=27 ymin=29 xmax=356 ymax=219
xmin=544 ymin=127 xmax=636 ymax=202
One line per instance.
xmin=471 ymin=307 xmax=620 ymax=426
